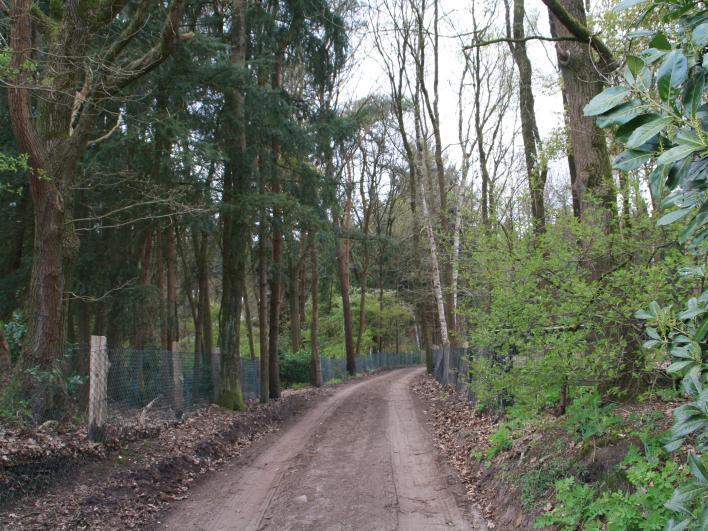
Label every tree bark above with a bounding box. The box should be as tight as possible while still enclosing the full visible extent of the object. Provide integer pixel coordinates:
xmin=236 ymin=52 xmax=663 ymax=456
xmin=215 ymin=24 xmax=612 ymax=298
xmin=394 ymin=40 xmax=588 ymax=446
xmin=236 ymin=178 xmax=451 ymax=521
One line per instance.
xmin=287 ymin=236 xmax=302 ymax=352
xmin=506 ymin=0 xmax=547 ymax=235
xmin=258 ymin=212 xmax=270 ymax=402
xmin=244 ymin=290 xmax=256 ymax=359
xmin=309 ymin=232 xmax=322 ymax=387
xmin=548 ymin=0 xmax=616 ymax=223
xmin=218 ymin=0 xmax=249 ymax=410
xmin=336 ymin=164 xmax=356 ymax=376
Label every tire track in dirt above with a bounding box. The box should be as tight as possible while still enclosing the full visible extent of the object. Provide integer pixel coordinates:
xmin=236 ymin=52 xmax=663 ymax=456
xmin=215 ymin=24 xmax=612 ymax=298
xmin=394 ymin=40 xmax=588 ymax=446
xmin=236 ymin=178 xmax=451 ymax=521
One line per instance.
xmin=161 ymin=368 xmax=485 ymax=530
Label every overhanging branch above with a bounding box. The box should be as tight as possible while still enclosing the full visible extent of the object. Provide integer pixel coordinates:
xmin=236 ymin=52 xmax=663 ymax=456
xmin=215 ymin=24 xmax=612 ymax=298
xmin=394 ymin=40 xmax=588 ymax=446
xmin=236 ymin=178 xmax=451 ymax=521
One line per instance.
xmin=464 ymin=34 xmax=581 ymax=49
xmin=541 ymin=0 xmax=617 ymax=71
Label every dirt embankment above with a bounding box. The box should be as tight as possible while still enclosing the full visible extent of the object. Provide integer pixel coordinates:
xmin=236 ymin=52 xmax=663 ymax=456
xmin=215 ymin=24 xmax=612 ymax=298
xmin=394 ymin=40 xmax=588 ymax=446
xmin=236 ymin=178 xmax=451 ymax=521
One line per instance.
xmin=412 ymin=374 xmax=677 ymax=530
xmin=0 ymin=386 xmax=337 ymax=530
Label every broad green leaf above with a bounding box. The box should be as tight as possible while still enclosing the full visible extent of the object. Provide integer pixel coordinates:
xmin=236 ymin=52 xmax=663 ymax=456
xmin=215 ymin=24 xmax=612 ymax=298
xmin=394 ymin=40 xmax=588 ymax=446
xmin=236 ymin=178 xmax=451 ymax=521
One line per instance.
xmin=693 ymin=23 xmax=708 ymax=46
xmin=647 ymin=326 xmax=660 ymax=339
xmin=650 ymin=31 xmax=672 ymax=50
xmin=596 ymin=101 xmax=645 ymax=127
xmin=613 ymin=0 xmax=646 ymax=10
xmin=667 ymin=360 xmax=695 ymax=373
xmin=658 ymin=51 xmax=689 ymax=101
xmin=671 ymin=418 xmax=705 ymax=437
xmin=664 ymin=519 xmax=691 ymax=531
xmin=695 ymin=317 xmax=708 ymax=341
xmin=635 ymin=309 xmax=655 ymax=319
xmin=656 ymin=143 xmax=700 ymax=166
xmin=616 ymin=113 xmax=661 ymax=143
xmin=643 ymin=339 xmax=660 ymax=348
xmin=628 ymin=29 xmax=654 ymax=38
xmin=626 ymin=116 xmax=673 ymax=148
xmin=675 ymin=129 xmax=704 ymax=149
xmin=657 ymin=206 xmax=693 ymax=225
xmin=640 ymin=47 xmax=666 ymax=64
xmin=649 ymin=165 xmax=668 ymax=199
xmin=584 ymin=86 xmax=630 ymax=116
xmin=683 ymin=69 xmax=705 ymax=118
xmin=677 ymin=210 xmax=706 ymax=244
xmin=626 ymin=54 xmax=644 ymax=76
xmin=613 ymin=149 xmax=653 ymax=171
xmin=688 ymin=454 xmax=707 ymax=483
xmin=678 ymin=305 xmax=706 ymax=320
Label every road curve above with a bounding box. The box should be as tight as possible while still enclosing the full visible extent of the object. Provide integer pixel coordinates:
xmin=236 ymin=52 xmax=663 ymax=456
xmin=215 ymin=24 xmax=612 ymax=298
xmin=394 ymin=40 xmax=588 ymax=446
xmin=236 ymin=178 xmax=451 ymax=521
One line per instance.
xmin=161 ymin=367 xmax=485 ymax=530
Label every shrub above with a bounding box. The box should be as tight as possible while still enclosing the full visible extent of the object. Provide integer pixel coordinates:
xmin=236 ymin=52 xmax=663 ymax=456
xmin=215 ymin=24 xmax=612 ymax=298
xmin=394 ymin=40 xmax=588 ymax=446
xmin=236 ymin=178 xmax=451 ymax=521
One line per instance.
xmin=564 ymin=392 xmax=620 ymax=441
xmin=486 ymin=424 xmax=513 ymax=459
xmin=279 ymin=350 xmax=311 ymax=388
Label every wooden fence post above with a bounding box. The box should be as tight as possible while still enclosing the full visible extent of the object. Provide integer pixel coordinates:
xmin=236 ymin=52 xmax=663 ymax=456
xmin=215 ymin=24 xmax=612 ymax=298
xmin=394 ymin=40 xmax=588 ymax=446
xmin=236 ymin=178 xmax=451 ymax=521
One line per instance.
xmin=88 ymin=335 xmax=108 ymax=442
xmin=171 ymin=341 xmax=184 ymax=416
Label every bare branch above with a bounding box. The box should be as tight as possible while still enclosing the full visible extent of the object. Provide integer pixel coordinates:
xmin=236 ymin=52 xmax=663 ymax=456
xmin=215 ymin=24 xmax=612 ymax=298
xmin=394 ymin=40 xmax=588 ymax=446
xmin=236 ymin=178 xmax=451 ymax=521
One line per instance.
xmin=464 ymin=34 xmax=582 ymax=49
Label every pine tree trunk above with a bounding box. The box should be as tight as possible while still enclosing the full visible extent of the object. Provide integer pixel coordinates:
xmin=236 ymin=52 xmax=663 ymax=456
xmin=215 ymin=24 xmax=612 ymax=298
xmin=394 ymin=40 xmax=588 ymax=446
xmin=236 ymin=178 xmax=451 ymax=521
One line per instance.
xmin=258 ymin=216 xmax=270 ymax=402
xmin=310 ymin=233 xmax=322 ymax=387
xmin=268 ymin=56 xmax=284 ymax=398
xmin=244 ymin=290 xmax=256 ymax=359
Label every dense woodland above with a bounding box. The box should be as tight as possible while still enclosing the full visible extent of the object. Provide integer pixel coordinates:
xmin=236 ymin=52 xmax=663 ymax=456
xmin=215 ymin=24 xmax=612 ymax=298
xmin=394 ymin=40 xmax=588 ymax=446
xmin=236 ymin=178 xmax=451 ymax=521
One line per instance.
xmin=0 ymin=0 xmax=706 ymax=527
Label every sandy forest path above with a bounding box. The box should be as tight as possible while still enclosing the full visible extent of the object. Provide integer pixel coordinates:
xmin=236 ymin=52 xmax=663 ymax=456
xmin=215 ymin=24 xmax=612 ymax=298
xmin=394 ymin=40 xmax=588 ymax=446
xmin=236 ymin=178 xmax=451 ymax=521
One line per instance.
xmin=160 ymin=367 xmax=486 ymax=530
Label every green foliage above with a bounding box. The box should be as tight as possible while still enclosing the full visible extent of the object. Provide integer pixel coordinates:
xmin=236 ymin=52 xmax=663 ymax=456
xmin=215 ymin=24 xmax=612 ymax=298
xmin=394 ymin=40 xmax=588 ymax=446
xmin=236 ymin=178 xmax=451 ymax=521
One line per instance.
xmin=521 ymin=461 xmax=569 ymax=510
xmin=470 ymin=449 xmax=485 ymax=461
xmin=1 ymin=310 xmax=26 ymax=362
xmin=535 ymin=444 xmax=686 ymax=530
xmin=585 ymin=0 xmax=708 ymax=525
xmin=461 ymin=213 xmax=689 ymax=414
xmin=304 ymin=289 xmax=415 ymax=357
xmin=486 ymin=424 xmax=513 ymax=459
xmin=279 ymin=350 xmax=311 ymax=388
xmin=564 ymin=392 xmax=621 ymax=441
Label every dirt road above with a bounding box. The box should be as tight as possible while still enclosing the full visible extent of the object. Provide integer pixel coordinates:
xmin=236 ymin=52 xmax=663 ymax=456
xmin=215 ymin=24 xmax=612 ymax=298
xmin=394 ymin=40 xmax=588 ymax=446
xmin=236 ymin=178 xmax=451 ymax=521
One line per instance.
xmin=161 ymin=368 xmax=486 ymax=530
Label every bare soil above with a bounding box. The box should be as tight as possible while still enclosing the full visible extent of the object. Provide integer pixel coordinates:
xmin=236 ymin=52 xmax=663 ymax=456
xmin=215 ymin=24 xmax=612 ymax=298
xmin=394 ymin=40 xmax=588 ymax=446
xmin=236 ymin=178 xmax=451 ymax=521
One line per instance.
xmin=160 ymin=367 xmax=487 ymax=530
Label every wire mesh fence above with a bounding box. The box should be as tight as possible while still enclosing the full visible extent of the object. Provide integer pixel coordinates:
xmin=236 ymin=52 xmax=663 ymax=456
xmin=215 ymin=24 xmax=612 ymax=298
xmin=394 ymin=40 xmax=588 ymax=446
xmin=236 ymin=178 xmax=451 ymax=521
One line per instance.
xmin=76 ymin=337 xmax=422 ymax=439
xmin=432 ymin=346 xmax=511 ymax=405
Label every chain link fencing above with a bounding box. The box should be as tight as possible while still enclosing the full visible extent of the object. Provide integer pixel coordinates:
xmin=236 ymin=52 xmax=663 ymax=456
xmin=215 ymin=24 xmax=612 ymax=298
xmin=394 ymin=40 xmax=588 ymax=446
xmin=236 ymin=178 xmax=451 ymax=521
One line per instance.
xmin=78 ymin=338 xmax=422 ymax=439
xmin=432 ymin=346 xmax=512 ymax=406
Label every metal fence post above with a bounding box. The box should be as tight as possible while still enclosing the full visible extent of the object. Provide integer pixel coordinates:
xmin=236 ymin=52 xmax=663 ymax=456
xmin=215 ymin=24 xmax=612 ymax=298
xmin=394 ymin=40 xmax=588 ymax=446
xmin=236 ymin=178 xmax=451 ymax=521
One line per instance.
xmin=88 ymin=335 xmax=108 ymax=442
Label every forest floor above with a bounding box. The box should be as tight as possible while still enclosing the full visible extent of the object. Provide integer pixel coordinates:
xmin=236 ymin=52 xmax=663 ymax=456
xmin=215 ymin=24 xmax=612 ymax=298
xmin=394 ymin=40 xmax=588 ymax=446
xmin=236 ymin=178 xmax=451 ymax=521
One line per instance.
xmin=160 ymin=367 xmax=488 ymax=530
xmin=1 ymin=382 xmax=339 ymax=529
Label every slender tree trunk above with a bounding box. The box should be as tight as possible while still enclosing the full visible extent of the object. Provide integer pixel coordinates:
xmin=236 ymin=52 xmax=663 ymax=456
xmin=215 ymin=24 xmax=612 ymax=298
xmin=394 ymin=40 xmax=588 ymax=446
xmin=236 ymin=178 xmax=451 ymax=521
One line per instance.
xmin=218 ymin=0 xmax=249 ymax=410
xmin=506 ymin=0 xmax=547 ymax=234
xmin=197 ymin=231 xmax=212 ymax=396
xmin=418 ymin=170 xmax=450 ymax=347
xmin=258 ymin=215 xmax=270 ymax=402
xmin=133 ymin=228 xmax=154 ymax=393
xmin=166 ymin=223 xmax=179 ymax=348
xmin=336 ymin=164 xmax=356 ymax=376
xmin=287 ymin=237 xmax=302 ymax=352
xmin=157 ymin=227 xmax=168 ymax=350
xmin=268 ymin=56 xmax=284 ymax=399
xmin=310 ymin=233 xmax=322 ymax=387
xmin=244 ymin=290 xmax=255 ymax=359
